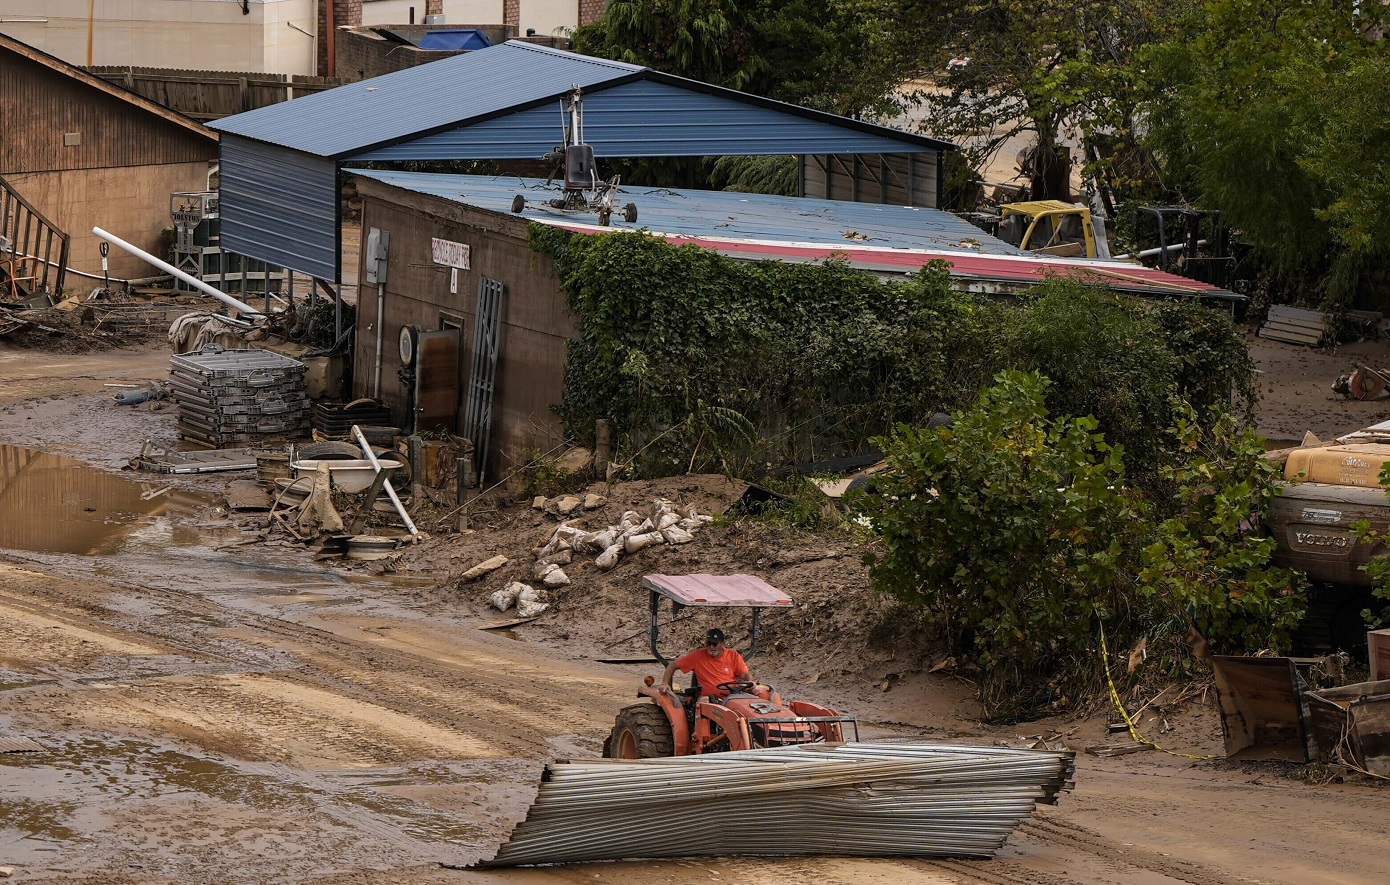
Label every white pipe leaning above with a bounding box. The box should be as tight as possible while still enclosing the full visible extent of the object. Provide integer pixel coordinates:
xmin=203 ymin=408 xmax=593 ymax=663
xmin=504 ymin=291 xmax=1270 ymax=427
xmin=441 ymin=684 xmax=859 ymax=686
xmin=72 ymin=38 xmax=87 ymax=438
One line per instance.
xmin=352 ymin=424 xmax=418 ymax=539
xmin=91 ymin=226 xmax=265 ymax=316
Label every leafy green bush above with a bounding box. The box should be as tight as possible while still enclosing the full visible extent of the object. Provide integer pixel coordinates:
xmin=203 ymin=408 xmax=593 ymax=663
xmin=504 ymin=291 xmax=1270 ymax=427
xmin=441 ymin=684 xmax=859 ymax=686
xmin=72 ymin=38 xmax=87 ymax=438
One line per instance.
xmin=858 ymin=371 xmax=1302 ymax=717
xmin=531 ymin=227 xmax=1254 ymax=488
xmin=534 ymin=223 xmax=991 ymax=472
xmin=859 ymin=370 xmax=1147 ymax=715
xmin=1138 ymin=402 xmax=1305 ymax=657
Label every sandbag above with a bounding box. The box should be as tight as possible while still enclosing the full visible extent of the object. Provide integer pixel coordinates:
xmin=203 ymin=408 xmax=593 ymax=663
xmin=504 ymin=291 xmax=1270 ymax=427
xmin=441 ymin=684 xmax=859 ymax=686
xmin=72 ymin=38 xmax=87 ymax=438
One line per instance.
xmin=596 ymin=544 xmax=622 ymax=571
xmin=491 ymin=581 xmax=527 ymax=612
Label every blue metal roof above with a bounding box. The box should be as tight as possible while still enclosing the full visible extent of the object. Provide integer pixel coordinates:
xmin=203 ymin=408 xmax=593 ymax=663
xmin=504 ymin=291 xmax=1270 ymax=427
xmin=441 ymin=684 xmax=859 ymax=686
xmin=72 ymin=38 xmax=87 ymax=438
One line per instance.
xmin=418 ymin=28 xmax=492 ymax=51
xmin=349 ymin=169 xmax=1022 ymax=256
xmin=211 ymin=41 xmax=953 ymax=160
xmin=353 ymin=79 xmax=938 ymax=161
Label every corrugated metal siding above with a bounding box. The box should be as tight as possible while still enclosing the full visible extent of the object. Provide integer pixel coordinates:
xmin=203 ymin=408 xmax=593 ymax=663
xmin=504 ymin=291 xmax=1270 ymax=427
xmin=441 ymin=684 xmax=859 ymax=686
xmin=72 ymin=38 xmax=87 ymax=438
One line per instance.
xmin=0 ymin=48 xmax=216 ymax=173
xmin=352 ymin=79 xmax=943 ymax=161
xmin=219 ymin=135 xmax=338 ymax=280
xmin=800 ymin=153 xmax=939 ymax=209
xmin=480 ymin=742 xmax=1075 ymax=867
xmin=212 ymin=41 xmax=642 ymax=157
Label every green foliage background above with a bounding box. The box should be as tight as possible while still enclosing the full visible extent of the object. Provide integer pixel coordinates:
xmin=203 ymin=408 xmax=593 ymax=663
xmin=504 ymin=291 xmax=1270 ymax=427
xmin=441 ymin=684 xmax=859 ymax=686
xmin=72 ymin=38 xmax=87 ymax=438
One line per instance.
xmin=531 ymin=225 xmax=1253 ymax=485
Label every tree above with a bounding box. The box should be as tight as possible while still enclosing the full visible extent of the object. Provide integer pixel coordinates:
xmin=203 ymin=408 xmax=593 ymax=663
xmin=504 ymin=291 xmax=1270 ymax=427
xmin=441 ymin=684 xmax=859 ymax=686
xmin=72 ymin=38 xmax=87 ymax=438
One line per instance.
xmin=887 ymin=0 xmax=1189 ymax=207
xmin=1142 ymin=0 xmax=1390 ymax=299
xmin=574 ymin=0 xmax=907 ymax=116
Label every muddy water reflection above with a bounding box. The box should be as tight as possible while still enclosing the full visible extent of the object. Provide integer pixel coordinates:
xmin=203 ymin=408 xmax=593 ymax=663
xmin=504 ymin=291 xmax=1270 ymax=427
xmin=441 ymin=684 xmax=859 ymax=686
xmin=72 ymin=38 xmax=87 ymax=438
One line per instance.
xmin=0 ymin=441 xmax=201 ymax=552
xmin=0 ymin=444 xmax=208 ymax=555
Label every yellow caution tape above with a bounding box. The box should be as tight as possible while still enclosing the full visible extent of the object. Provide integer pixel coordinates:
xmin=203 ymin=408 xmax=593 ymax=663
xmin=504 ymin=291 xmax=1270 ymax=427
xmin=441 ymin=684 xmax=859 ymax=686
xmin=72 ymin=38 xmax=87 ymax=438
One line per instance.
xmin=1097 ymin=620 xmax=1220 ymax=761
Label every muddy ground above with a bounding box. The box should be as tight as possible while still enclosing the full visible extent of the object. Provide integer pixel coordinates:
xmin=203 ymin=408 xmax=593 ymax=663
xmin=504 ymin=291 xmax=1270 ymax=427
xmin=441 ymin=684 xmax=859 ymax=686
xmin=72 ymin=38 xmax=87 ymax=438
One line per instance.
xmin=2 ymin=336 xmax=1390 ymax=884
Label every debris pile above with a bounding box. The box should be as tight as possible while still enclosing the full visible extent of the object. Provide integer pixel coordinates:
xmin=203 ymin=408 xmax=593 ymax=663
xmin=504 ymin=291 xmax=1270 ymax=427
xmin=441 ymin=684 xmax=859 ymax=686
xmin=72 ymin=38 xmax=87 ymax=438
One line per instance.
xmin=535 ymin=497 xmax=714 ymax=575
xmin=169 ymin=346 xmax=310 ymax=448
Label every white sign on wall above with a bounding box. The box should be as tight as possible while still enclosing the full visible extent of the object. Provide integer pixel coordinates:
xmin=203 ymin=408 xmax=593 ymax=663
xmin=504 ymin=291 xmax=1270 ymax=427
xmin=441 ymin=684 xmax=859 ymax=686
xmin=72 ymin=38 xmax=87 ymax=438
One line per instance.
xmin=431 ymin=237 xmax=471 ymax=269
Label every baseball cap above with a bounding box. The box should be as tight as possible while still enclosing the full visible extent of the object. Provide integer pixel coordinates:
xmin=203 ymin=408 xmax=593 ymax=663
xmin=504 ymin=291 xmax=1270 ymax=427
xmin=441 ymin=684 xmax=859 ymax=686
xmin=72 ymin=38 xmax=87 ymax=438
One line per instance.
xmin=705 ymin=628 xmax=726 ymax=645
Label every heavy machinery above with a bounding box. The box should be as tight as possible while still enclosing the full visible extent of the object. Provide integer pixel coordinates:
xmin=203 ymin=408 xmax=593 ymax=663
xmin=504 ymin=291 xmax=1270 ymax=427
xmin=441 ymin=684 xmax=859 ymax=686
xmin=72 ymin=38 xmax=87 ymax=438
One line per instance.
xmin=602 ymin=574 xmax=858 ymax=758
xmin=509 ymin=85 xmax=637 ymax=227
xmin=994 ymin=200 xmax=1110 ymax=259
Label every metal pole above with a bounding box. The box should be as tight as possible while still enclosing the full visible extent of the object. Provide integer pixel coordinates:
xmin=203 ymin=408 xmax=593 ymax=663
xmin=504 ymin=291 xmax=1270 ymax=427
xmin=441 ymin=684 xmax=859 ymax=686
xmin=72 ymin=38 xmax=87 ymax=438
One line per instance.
xmin=92 ymin=226 xmax=263 ymax=316
xmin=372 ymin=281 xmax=384 ymax=398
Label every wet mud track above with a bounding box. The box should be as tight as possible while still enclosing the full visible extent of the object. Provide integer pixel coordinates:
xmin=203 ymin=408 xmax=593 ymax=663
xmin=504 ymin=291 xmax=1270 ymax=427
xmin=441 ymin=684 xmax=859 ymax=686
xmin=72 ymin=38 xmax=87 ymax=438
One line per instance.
xmin=4 ymin=371 xmax=1390 ymax=882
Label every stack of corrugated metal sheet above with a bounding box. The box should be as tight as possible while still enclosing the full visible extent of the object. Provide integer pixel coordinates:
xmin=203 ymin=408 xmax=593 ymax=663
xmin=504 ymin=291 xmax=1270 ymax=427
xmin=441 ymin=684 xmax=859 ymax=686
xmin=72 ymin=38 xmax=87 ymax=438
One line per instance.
xmin=169 ymin=348 xmax=309 ymax=449
xmin=476 ymin=742 xmax=1075 ymax=867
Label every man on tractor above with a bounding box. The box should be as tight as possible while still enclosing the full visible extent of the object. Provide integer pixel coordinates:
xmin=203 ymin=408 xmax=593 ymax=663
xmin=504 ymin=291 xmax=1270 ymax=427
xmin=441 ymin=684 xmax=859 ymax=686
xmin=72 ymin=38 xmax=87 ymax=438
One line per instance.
xmin=661 ymin=628 xmax=755 ymax=700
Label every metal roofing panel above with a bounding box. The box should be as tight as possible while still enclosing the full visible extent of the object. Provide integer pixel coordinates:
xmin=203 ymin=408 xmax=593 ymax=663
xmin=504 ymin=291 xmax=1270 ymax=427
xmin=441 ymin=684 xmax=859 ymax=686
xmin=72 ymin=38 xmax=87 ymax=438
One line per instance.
xmin=220 ymin=135 xmax=339 ymax=280
xmin=211 ymin=42 xmax=642 ymax=157
xmin=349 ymin=169 xmax=1014 ymax=255
xmin=212 ymin=41 xmax=950 ymax=161
xmin=641 ymin=574 xmax=793 ymax=607
xmin=478 ymin=742 xmax=1075 ymax=866
xmin=350 ymin=170 xmax=1236 ymax=299
xmin=352 ymin=79 xmax=941 ymax=161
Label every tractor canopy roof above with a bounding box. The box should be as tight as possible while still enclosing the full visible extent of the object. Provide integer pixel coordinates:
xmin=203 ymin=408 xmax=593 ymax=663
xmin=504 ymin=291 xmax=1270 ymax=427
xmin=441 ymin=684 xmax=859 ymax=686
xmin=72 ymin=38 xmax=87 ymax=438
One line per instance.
xmin=642 ymin=574 xmax=793 ymax=608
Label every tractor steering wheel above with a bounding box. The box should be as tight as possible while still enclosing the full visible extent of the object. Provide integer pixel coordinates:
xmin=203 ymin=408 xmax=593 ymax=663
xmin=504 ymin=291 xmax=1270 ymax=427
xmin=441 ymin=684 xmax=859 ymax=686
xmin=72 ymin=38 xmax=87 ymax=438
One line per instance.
xmin=716 ymin=680 xmax=756 ymax=694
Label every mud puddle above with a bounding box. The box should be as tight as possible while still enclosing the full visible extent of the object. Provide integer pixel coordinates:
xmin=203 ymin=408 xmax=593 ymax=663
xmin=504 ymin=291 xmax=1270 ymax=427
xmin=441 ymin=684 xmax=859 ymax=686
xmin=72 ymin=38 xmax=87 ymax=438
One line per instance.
xmin=0 ymin=443 xmax=409 ymax=598
xmin=0 ymin=443 xmax=211 ymax=555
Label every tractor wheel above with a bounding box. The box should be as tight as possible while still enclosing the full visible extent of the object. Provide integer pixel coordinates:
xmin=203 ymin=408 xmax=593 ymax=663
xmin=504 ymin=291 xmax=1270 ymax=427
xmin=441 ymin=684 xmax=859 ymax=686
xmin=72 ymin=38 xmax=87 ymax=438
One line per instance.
xmin=624 ymin=202 xmax=638 ymax=223
xmin=511 ymin=194 xmax=526 ymax=213
xmin=603 ymin=702 xmax=676 ymax=759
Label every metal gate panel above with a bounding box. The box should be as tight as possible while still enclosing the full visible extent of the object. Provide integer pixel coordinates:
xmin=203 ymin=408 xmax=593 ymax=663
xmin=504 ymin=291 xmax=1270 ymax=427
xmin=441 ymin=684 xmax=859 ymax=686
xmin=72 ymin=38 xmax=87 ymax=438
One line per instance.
xmin=414 ymin=329 xmax=461 ymax=435
xmin=462 ymin=277 xmax=504 ymax=482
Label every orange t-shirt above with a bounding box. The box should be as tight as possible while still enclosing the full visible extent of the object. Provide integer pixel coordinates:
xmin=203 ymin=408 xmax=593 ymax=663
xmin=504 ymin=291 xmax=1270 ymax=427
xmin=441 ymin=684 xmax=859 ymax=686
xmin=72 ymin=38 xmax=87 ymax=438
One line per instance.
xmin=675 ymin=647 xmax=749 ymax=695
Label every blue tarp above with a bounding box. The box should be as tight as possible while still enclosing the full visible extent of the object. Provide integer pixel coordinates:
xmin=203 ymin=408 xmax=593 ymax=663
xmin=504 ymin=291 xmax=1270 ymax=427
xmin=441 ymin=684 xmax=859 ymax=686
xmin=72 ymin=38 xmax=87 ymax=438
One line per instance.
xmin=418 ymin=29 xmax=492 ymax=51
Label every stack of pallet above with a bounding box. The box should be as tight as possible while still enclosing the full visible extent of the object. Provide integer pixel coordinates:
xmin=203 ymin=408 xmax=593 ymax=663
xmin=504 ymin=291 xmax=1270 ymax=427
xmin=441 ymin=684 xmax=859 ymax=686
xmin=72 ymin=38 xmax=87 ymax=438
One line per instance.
xmin=1259 ymin=305 xmax=1383 ymax=346
xmin=169 ymin=347 xmax=310 ymax=449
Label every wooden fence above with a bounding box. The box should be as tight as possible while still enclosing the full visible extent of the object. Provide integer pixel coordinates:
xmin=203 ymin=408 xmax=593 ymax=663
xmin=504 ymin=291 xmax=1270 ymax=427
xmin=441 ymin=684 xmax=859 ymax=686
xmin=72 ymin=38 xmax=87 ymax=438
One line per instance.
xmin=88 ymin=67 xmax=347 ymax=121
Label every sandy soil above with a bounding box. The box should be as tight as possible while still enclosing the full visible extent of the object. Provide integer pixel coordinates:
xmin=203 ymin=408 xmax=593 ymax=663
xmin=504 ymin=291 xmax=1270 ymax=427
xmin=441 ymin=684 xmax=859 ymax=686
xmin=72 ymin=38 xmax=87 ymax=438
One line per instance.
xmin=1248 ymin=330 xmax=1390 ymax=443
xmin=2 ymin=337 xmax=1390 ymax=884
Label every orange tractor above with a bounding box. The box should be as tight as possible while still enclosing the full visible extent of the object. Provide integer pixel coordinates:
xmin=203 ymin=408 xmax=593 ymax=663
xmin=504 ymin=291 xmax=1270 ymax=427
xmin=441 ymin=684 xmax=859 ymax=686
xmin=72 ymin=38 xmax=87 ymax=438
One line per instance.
xmin=603 ymin=574 xmax=859 ymax=758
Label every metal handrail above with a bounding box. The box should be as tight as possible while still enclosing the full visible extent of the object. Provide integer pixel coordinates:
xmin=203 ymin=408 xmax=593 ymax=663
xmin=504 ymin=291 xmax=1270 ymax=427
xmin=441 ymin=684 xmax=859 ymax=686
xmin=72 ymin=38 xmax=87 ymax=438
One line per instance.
xmin=0 ymin=172 xmax=69 ymax=297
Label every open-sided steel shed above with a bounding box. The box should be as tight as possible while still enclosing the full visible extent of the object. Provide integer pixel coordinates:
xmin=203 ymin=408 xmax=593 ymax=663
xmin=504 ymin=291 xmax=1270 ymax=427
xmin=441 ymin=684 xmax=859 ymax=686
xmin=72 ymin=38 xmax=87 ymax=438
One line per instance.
xmin=210 ymin=39 xmax=953 ymax=283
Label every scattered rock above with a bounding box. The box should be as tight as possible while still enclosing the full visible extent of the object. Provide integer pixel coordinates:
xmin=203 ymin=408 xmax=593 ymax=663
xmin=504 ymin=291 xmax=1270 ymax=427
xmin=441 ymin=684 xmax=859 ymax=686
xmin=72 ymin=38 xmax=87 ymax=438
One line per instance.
xmin=460 ymin=554 xmax=509 ymax=582
xmin=552 ymin=495 xmax=583 ymax=515
xmin=555 ymin=447 xmax=593 ymax=474
xmin=583 ymin=492 xmax=606 ymax=510
xmin=532 ymin=495 xmax=547 ymax=510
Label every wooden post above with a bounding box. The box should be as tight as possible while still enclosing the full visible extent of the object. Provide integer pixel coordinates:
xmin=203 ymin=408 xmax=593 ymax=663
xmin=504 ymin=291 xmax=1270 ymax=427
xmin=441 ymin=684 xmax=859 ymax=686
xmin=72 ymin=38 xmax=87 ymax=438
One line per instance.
xmin=595 ymin=418 xmax=612 ymax=478
xmin=349 ymin=468 xmax=390 ymax=535
xmin=408 ymin=435 xmax=424 ymax=506
xmin=454 ymin=454 xmax=473 ymax=532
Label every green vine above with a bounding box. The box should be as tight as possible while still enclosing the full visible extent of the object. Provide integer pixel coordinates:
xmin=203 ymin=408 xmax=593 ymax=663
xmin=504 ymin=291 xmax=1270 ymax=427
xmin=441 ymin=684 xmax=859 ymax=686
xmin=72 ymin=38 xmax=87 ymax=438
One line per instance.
xmin=530 ymin=225 xmax=1254 ymax=485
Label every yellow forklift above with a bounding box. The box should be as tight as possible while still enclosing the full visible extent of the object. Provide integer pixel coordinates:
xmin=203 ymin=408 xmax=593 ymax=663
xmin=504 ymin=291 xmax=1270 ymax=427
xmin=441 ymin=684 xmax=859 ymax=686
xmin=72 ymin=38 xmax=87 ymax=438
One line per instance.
xmin=995 ymin=200 xmax=1109 ymax=259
